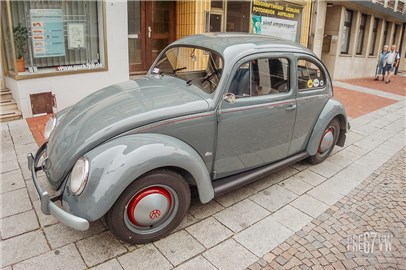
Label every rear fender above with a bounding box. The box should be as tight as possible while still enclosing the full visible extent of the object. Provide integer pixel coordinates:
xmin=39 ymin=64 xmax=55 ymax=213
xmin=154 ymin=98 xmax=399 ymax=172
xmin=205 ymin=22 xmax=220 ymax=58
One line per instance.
xmin=306 ymin=98 xmax=349 ymax=156
xmin=62 ymin=133 xmax=213 ymax=222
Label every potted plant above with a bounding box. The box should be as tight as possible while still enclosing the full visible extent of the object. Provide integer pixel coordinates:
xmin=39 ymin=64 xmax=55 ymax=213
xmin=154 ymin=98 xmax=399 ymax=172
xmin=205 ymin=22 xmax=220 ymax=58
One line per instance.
xmin=13 ymin=23 xmax=28 ymax=72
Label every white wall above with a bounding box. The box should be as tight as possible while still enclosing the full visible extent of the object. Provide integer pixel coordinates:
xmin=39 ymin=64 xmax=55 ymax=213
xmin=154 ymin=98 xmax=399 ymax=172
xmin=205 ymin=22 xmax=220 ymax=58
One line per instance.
xmin=332 ymin=56 xmax=379 ymax=80
xmin=5 ymin=0 xmax=129 ymax=118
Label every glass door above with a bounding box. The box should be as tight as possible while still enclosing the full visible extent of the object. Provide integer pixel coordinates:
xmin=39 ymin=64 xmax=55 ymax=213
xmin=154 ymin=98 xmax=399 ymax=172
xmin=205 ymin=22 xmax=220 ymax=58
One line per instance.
xmin=128 ymin=1 xmax=175 ymax=74
xmin=128 ymin=1 xmax=145 ymax=73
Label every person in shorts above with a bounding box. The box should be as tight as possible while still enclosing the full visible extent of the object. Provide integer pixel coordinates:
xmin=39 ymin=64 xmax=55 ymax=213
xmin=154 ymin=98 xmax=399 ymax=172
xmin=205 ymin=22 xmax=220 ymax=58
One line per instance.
xmin=375 ymin=45 xmax=388 ymax=81
xmin=384 ymin=44 xmax=400 ymax=84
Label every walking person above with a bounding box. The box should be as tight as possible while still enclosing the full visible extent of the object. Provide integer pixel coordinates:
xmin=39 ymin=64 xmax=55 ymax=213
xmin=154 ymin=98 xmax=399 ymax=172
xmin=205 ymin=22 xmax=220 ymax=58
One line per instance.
xmin=374 ymin=45 xmax=389 ymax=81
xmin=384 ymin=44 xmax=400 ymax=84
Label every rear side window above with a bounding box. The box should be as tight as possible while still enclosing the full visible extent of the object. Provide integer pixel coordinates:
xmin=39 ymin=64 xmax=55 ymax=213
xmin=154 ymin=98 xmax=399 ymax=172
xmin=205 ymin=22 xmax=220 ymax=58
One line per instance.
xmin=229 ymin=57 xmax=289 ymax=97
xmin=297 ymin=59 xmax=325 ymax=91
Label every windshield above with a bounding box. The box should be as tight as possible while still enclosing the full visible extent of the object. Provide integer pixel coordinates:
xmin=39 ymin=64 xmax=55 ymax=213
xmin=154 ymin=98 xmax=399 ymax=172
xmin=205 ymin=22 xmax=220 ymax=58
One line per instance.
xmin=151 ymin=46 xmax=223 ymax=94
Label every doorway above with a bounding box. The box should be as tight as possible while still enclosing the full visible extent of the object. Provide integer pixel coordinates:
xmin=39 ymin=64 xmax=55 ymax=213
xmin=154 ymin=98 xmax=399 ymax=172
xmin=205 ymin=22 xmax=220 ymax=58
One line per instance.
xmin=128 ymin=1 xmax=175 ymax=74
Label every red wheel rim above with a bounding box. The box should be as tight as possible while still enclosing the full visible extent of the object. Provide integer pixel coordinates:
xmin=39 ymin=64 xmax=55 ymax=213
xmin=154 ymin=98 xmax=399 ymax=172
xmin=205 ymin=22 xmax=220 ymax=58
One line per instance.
xmin=127 ymin=187 xmax=172 ymax=226
xmin=318 ymin=127 xmax=334 ymax=154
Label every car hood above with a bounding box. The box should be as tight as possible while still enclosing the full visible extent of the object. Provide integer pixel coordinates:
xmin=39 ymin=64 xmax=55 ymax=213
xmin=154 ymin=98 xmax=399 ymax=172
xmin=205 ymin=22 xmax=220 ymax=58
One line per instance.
xmin=46 ymin=76 xmax=209 ymax=187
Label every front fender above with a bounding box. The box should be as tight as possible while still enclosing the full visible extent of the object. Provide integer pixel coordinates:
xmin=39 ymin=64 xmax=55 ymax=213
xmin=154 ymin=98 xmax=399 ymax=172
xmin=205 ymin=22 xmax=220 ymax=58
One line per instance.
xmin=62 ymin=133 xmax=213 ymax=222
xmin=306 ymin=98 xmax=349 ymax=156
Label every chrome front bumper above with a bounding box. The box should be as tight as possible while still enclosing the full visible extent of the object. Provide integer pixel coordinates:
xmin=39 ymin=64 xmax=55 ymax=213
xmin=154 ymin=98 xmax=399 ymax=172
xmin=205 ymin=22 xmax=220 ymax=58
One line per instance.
xmin=27 ymin=143 xmax=89 ymax=231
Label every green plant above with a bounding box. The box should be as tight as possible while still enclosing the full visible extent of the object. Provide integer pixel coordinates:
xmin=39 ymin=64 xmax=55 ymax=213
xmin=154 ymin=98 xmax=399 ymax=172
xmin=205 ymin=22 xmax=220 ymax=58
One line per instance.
xmin=13 ymin=23 xmax=28 ymax=59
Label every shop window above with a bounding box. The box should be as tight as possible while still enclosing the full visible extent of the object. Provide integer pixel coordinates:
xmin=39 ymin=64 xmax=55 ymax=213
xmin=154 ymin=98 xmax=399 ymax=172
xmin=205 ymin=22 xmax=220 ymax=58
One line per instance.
xmin=209 ymin=1 xmax=250 ymax=33
xmin=1 ymin=0 xmax=106 ymax=79
xmin=251 ymin=1 xmax=302 ymax=42
xmin=340 ymin=9 xmax=353 ymax=54
xmin=210 ymin=13 xmax=223 ymax=32
xmin=356 ymin=14 xmax=368 ymax=55
xmin=297 ymin=59 xmax=325 ymax=91
xmin=369 ymin=18 xmax=379 ymax=56
xmin=230 ymin=58 xmax=290 ymax=97
xmin=226 ymin=1 xmax=250 ymax=32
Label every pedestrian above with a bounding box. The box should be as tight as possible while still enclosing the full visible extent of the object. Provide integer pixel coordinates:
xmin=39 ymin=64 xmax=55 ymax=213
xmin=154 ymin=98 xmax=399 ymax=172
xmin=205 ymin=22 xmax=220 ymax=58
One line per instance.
xmin=374 ymin=45 xmax=388 ymax=81
xmin=383 ymin=44 xmax=400 ymax=84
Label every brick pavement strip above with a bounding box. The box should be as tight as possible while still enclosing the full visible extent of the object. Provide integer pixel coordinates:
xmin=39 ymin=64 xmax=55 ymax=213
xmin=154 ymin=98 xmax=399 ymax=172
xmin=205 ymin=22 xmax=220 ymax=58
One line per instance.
xmin=250 ymin=148 xmax=406 ymax=270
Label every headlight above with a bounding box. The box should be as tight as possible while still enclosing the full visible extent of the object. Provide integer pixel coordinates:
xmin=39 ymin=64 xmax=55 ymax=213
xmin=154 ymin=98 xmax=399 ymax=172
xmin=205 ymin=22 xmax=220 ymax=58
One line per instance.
xmin=44 ymin=116 xmax=56 ymax=140
xmin=70 ymin=157 xmax=89 ymax=195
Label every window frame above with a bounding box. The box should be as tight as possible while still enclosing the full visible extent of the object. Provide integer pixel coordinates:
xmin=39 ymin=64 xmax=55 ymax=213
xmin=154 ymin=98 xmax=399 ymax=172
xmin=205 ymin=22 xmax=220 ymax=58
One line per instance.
xmin=297 ymin=57 xmax=328 ymax=92
xmin=229 ymin=56 xmax=291 ymax=99
xmin=1 ymin=0 xmax=108 ymax=80
xmin=369 ymin=18 xmax=379 ymax=56
xmin=392 ymin=24 xmax=400 ymax=45
xmin=356 ymin=14 xmax=368 ymax=55
xmin=340 ymin=9 xmax=353 ymax=54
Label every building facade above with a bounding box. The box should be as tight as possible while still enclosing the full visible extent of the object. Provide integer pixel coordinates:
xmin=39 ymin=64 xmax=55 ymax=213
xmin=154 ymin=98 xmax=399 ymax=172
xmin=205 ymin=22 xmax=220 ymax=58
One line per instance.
xmin=0 ymin=0 xmax=404 ymax=119
xmin=310 ymin=0 xmax=406 ymax=79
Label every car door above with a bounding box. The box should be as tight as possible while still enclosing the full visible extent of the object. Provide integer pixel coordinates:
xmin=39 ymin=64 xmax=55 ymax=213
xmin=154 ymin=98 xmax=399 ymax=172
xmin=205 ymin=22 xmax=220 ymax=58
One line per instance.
xmin=288 ymin=55 xmax=331 ymax=155
xmin=214 ymin=54 xmax=297 ymax=179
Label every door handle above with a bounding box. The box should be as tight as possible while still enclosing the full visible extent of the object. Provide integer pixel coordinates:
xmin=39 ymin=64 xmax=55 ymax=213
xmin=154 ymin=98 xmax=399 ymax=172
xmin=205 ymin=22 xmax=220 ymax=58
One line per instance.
xmin=148 ymin=26 xmax=151 ymax=38
xmin=286 ymin=104 xmax=297 ymax=111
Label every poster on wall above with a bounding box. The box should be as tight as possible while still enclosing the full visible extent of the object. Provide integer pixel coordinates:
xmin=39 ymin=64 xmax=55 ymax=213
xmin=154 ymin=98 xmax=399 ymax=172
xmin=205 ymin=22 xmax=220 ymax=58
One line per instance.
xmin=252 ymin=15 xmax=297 ymax=41
xmin=67 ymin=23 xmax=85 ymax=49
xmin=251 ymin=0 xmax=301 ymax=42
xmin=30 ymin=9 xmax=65 ymax=58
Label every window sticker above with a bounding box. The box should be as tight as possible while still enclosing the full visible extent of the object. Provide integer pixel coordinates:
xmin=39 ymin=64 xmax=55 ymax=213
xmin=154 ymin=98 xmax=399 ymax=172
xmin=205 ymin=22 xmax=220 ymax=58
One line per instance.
xmin=313 ymin=79 xmax=319 ymax=87
xmin=152 ymin=68 xmax=160 ymax=74
xmin=307 ymin=79 xmax=313 ymax=88
xmin=320 ymin=80 xmax=324 ymax=86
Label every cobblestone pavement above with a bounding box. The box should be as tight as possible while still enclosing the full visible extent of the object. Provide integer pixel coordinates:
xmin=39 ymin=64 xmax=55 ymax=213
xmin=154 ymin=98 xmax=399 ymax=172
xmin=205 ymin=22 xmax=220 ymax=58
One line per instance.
xmin=248 ymin=148 xmax=406 ymax=270
xmin=1 ymin=77 xmax=405 ymax=270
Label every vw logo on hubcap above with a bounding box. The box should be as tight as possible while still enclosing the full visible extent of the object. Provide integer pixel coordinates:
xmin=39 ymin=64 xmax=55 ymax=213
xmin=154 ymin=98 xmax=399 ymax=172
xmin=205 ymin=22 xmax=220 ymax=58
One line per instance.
xmin=150 ymin=209 xmax=161 ymax=220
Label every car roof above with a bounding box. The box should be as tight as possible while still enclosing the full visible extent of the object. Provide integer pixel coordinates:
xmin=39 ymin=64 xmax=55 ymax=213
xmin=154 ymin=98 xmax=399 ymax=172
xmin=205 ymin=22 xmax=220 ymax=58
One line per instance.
xmin=171 ymin=32 xmax=316 ymax=59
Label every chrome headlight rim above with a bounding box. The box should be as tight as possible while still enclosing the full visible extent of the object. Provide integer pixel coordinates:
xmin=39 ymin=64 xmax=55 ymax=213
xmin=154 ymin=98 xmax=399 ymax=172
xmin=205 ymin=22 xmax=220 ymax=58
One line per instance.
xmin=70 ymin=157 xmax=89 ymax=196
xmin=44 ymin=116 xmax=56 ymax=140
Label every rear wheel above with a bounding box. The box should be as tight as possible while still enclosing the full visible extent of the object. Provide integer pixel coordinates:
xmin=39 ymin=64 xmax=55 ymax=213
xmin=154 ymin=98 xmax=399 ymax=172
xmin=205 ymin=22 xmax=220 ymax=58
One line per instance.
xmin=106 ymin=170 xmax=190 ymax=244
xmin=308 ymin=118 xmax=340 ymax=164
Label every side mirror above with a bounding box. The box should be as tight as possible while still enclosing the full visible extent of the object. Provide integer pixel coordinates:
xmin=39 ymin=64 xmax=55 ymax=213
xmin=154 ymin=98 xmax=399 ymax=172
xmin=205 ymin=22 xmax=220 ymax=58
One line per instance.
xmin=224 ymin=93 xmax=236 ymax=104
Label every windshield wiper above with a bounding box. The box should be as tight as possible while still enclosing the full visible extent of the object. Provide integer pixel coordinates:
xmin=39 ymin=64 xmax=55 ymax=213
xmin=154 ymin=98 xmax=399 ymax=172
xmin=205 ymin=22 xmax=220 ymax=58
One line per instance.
xmin=186 ymin=71 xmax=218 ymax=86
xmin=173 ymin=66 xmax=187 ymax=73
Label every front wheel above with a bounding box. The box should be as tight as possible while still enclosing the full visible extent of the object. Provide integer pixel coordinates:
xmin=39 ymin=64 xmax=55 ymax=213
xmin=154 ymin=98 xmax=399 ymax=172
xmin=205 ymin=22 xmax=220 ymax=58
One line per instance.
xmin=106 ymin=170 xmax=190 ymax=244
xmin=308 ymin=118 xmax=340 ymax=164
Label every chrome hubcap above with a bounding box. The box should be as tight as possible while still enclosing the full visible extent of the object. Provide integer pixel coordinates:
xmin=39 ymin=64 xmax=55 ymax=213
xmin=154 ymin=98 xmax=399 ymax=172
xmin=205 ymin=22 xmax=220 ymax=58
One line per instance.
xmin=127 ymin=187 xmax=171 ymax=226
xmin=124 ymin=185 xmax=178 ymax=235
xmin=319 ymin=128 xmax=334 ymax=154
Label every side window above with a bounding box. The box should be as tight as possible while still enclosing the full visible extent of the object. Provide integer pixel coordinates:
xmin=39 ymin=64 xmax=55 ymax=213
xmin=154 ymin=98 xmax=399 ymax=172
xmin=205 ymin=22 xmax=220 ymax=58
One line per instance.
xmin=297 ymin=59 xmax=325 ymax=91
xmin=229 ymin=57 xmax=289 ymax=97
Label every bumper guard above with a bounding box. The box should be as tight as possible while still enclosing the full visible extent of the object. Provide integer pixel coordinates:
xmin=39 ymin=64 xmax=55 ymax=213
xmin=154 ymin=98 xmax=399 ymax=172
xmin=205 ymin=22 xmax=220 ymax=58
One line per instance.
xmin=27 ymin=143 xmax=89 ymax=231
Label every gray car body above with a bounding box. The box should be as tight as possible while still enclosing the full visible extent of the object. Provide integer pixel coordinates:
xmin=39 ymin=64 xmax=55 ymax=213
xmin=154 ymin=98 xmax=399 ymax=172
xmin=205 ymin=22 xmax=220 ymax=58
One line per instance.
xmin=42 ymin=33 xmax=348 ymax=223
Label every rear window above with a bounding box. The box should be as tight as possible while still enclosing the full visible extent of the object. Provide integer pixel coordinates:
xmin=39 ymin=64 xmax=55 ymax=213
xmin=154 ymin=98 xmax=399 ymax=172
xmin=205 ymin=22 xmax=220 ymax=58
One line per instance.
xmin=297 ymin=59 xmax=325 ymax=91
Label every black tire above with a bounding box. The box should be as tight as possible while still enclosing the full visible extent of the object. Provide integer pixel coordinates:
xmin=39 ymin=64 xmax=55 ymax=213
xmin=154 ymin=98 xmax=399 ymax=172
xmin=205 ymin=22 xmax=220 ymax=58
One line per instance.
xmin=308 ymin=118 xmax=340 ymax=165
xmin=106 ymin=169 xmax=190 ymax=244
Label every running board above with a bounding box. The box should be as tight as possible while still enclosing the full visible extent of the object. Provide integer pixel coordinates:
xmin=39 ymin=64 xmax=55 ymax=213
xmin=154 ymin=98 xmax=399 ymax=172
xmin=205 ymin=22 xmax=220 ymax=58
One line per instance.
xmin=213 ymin=152 xmax=309 ymax=197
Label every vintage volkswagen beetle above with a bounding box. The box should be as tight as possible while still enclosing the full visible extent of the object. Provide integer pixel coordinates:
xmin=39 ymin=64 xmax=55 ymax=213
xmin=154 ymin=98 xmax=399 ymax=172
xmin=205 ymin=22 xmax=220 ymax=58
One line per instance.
xmin=28 ymin=33 xmax=349 ymax=244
